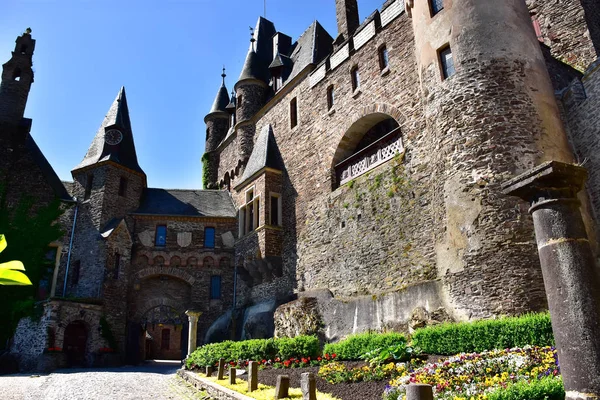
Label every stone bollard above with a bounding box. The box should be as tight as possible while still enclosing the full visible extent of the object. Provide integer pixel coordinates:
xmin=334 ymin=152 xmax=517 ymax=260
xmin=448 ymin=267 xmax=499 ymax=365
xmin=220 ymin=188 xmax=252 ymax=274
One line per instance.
xmin=229 ymin=366 xmax=236 ymax=384
xmin=406 ymin=384 xmax=433 ymax=400
xmin=205 ymin=365 xmax=213 ymax=377
xmin=300 ymin=372 xmax=316 ymax=400
xmin=503 ymin=161 xmax=600 ymax=400
xmin=275 ymin=375 xmax=290 ymax=399
xmin=248 ymin=361 xmax=258 ymax=392
xmin=217 ymin=358 xmax=225 ymax=380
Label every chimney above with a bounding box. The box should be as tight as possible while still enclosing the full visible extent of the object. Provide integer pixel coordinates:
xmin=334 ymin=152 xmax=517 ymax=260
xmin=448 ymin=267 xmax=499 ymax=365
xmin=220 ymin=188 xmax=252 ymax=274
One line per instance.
xmin=335 ymin=0 xmax=360 ymax=41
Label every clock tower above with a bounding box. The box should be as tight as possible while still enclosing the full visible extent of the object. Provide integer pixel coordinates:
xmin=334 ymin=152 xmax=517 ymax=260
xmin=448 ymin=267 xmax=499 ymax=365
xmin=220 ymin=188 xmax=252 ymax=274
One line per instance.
xmin=72 ymin=87 xmax=146 ymax=230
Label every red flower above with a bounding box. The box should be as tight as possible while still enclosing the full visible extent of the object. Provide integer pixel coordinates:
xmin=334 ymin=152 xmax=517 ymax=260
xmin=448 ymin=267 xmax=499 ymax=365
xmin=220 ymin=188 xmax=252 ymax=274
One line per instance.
xmin=332 ymin=353 xmax=337 ymax=358
xmin=262 ymin=359 xmax=266 ymax=364
xmin=317 ymin=356 xmax=322 ymax=361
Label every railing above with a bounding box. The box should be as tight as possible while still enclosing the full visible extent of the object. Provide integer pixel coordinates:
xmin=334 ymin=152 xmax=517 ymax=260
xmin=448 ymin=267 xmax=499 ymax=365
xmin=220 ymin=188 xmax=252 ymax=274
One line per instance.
xmin=335 ymin=127 xmax=404 ymax=186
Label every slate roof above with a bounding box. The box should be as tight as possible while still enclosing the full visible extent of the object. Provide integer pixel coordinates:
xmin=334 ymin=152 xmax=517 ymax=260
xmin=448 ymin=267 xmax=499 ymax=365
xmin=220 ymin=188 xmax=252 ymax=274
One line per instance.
xmin=25 ymin=135 xmax=72 ymax=201
xmin=100 ymin=217 xmax=124 ymax=238
xmin=286 ymin=21 xmax=333 ymax=84
xmin=134 ymin=188 xmax=236 ymax=218
xmin=236 ymin=124 xmax=283 ymax=188
xmin=238 ymin=48 xmax=270 ymax=83
xmin=73 ymin=87 xmax=145 ymax=175
xmin=208 ymin=80 xmax=230 ymax=115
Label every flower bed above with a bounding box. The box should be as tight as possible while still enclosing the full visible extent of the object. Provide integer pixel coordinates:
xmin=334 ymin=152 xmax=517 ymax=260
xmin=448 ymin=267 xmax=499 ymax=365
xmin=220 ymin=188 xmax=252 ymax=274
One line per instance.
xmin=382 ymin=346 xmax=560 ymax=400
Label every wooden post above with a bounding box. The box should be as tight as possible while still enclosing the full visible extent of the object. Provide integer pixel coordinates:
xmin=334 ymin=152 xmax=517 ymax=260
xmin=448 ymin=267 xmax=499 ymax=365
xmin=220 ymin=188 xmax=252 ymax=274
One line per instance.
xmin=248 ymin=361 xmax=258 ymax=392
xmin=217 ymin=358 xmax=225 ymax=380
xmin=229 ymin=366 xmax=236 ymax=384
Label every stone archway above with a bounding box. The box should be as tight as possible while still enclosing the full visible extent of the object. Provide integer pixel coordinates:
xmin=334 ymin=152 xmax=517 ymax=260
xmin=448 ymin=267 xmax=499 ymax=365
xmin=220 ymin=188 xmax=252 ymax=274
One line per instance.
xmin=330 ymin=103 xmax=405 ymax=189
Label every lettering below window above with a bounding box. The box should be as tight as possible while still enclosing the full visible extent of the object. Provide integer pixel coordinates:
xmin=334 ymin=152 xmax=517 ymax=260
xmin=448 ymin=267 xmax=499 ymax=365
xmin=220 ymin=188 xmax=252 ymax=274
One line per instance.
xmin=155 ymin=225 xmax=167 ymax=247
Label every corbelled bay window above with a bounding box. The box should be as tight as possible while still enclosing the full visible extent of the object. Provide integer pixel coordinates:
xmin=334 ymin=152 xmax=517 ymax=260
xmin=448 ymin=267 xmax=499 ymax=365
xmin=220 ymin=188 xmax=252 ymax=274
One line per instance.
xmin=239 ymin=187 xmax=260 ymax=236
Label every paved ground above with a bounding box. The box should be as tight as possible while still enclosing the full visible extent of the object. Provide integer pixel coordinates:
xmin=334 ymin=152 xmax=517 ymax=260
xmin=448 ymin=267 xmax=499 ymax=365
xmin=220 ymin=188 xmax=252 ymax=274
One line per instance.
xmin=0 ymin=360 xmax=207 ymax=400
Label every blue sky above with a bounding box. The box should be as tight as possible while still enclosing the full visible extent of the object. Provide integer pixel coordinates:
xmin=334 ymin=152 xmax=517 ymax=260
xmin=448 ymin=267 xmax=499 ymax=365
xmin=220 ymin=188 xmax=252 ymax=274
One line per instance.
xmin=1 ymin=0 xmax=384 ymax=189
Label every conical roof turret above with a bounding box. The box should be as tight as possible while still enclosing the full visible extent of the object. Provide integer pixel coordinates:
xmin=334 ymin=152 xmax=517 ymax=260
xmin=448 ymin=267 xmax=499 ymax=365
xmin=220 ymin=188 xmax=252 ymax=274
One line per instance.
xmin=208 ymin=68 xmax=230 ymax=115
xmin=237 ymin=47 xmax=268 ymax=83
xmin=73 ymin=86 xmax=145 ymax=176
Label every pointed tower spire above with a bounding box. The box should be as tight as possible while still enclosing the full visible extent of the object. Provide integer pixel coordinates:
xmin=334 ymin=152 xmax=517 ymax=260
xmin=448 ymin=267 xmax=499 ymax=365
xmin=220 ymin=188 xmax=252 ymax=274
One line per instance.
xmin=208 ymin=67 xmax=230 ymax=115
xmin=73 ymin=87 xmax=145 ymax=175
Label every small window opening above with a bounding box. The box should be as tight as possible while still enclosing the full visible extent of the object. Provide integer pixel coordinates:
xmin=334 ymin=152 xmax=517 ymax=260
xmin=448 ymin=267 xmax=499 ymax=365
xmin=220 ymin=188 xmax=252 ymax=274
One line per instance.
xmin=439 ymin=46 xmax=455 ymax=80
xmin=237 ymin=95 xmax=243 ymax=106
xmin=270 ymin=194 xmax=281 ymax=226
xmin=13 ymin=68 xmax=22 ymax=82
xmin=430 ymin=0 xmax=444 ymax=15
xmin=118 ymin=177 xmax=128 ymax=197
xmin=155 ymin=225 xmax=167 ymax=247
xmin=351 ymin=66 xmax=361 ymax=91
xmin=204 ymin=227 xmax=216 ymax=248
xmin=113 ymin=253 xmax=120 ymax=279
xmin=378 ymin=45 xmax=389 ymax=70
xmin=206 ymin=128 xmax=210 ymax=141
xmin=327 ymin=85 xmax=335 ymax=110
xmin=210 ymin=275 xmax=222 ymax=299
xmin=20 ymin=44 xmax=27 ymax=54
xmin=84 ymin=174 xmax=94 ymax=200
xmin=72 ymin=260 xmax=81 ymax=285
xmin=290 ymin=98 xmax=298 ymax=128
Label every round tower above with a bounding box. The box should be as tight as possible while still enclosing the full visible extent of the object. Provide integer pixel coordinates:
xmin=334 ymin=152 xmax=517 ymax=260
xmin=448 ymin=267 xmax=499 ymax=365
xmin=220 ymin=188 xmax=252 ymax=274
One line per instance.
xmin=234 ymin=36 xmax=269 ymax=160
xmin=408 ymin=0 xmax=575 ymax=319
xmin=203 ymin=70 xmax=230 ymax=188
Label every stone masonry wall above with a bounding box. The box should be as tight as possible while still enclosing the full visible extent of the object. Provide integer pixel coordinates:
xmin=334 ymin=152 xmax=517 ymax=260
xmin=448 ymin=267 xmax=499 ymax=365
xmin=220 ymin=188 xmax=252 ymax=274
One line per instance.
xmin=563 ymin=60 xmax=600 ymax=239
xmin=527 ymin=0 xmax=598 ymax=71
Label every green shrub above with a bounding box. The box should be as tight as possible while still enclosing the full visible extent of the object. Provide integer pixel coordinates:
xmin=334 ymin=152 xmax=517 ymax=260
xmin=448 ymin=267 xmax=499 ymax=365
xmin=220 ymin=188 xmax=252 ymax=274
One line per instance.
xmin=411 ymin=312 xmax=554 ymax=355
xmin=323 ymin=332 xmax=407 ymax=361
xmin=185 ymin=335 xmax=320 ymax=369
xmin=276 ymin=335 xmax=320 ymax=360
xmin=487 ymin=377 xmax=564 ymax=400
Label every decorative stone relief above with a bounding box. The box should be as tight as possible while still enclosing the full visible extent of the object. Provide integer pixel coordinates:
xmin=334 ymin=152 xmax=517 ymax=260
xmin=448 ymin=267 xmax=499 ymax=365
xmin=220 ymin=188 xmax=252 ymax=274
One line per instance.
xmin=138 ymin=230 xmax=153 ymax=247
xmin=221 ymin=231 xmax=235 ymax=248
xmin=177 ymin=232 xmax=192 ymax=247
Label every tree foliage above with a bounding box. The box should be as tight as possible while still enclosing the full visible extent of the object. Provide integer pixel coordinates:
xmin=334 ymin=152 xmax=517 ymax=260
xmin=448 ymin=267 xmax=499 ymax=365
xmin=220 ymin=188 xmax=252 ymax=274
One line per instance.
xmin=0 ymin=185 xmax=64 ymax=348
xmin=0 ymin=234 xmax=32 ymax=285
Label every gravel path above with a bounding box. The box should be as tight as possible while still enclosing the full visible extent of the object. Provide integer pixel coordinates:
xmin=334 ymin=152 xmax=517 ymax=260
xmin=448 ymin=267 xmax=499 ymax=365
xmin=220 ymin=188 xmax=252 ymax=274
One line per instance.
xmin=0 ymin=360 xmax=207 ymax=400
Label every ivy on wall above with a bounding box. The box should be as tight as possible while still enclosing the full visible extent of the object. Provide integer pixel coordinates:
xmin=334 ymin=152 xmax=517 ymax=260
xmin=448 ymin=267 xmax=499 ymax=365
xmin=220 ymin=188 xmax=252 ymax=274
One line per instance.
xmin=201 ymin=152 xmax=211 ymax=189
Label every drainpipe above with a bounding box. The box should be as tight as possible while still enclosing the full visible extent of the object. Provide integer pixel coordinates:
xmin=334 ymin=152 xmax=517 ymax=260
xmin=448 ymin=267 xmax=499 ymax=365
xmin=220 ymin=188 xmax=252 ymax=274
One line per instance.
xmin=63 ymin=197 xmax=79 ymax=297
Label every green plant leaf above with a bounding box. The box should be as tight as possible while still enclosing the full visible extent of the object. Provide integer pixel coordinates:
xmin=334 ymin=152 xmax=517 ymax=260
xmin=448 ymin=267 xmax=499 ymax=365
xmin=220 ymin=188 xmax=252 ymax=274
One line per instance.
xmin=0 ymin=260 xmax=25 ymax=271
xmin=0 ymin=269 xmax=33 ymax=285
xmin=0 ymin=234 xmax=6 ymax=253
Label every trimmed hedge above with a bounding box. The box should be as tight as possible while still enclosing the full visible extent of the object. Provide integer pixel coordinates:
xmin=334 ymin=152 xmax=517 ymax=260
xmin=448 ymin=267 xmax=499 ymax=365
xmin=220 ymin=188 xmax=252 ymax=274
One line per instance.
xmin=412 ymin=312 xmax=554 ymax=355
xmin=186 ymin=335 xmax=319 ymax=368
xmin=323 ymin=332 xmax=407 ymax=361
xmin=487 ymin=377 xmax=564 ymax=400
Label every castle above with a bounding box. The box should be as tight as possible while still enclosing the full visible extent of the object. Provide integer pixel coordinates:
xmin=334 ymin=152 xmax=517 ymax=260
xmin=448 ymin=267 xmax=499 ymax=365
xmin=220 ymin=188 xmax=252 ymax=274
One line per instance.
xmin=1 ymin=0 xmax=599 ymax=371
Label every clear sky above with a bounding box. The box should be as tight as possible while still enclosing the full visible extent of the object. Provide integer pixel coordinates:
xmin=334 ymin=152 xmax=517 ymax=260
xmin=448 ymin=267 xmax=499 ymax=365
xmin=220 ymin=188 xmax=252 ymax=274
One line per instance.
xmin=1 ymin=0 xmax=385 ymax=189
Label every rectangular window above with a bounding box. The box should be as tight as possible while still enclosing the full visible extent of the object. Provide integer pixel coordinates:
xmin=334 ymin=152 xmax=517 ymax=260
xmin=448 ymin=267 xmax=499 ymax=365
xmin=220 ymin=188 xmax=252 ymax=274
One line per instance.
xmin=327 ymin=85 xmax=335 ymax=110
xmin=204 ymin=227 xmax=215 ymax=248
xmin=270 ymin=194 xmax=282 ymax=226
xmin=439 ymin=46 xmax=455 ymax=80
xmin=351 ymin=67 xmax=361 ymax=91
xmin=210 ymin=275 xmax=222 ymax=299
xmin=431 ymin=0 xmax=444 ymax=15
xmin=113 ymin=253 xmax=120 ymax=279
xmin=242 ymin=188 xmax=260 ymax=235
xmin=155 ymin=225 xmax=167 ymax=247
xmin=72 ymin=260 xmax=81 ymax=285
xmin=84 ymin=174 xmax=94 ymax=200
xmin=118 ymin=177 xmax=128 ymax=197
xmin=237 ymin=95 xmax=243 ymax=106
xmin=290 ymin=98 xmax=298 ymax=128
xmin=379 ymin=45 xmax=389 ymax=70
xmin=161 ymin=329 xmax=170 ymax=350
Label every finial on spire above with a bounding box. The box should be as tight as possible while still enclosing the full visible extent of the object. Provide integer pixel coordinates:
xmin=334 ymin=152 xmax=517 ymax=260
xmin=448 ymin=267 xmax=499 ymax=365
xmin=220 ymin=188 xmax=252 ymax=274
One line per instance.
xmin=249 ymin=27 xmax=256 ymax=51
xmin=25 ymin=27 xmax=32 ymax=35
xmin=221 ymin=66 xmax=226 ymax=84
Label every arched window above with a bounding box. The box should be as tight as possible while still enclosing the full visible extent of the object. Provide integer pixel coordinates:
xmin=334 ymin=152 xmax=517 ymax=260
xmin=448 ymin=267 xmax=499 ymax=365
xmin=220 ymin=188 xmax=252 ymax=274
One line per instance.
xmin=219 ymin=258 xmax=230 ymax=269
xmin=333 ymin=114 xmax=402 ymax=189
xmin=203 ymin=256 xmax=214 ymax=268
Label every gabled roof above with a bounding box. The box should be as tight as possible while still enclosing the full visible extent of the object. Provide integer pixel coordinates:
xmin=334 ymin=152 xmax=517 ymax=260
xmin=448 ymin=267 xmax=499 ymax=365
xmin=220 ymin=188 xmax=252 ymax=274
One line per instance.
xmin=236 ymin=124 xmax=283 ymax=188
xmin=134 ymin=188 xmax=236 ymax=218
xmin=73 ymin=87 xmax=145 ymax=175
xmin=25 ymin=135 xmax=72 ymax=201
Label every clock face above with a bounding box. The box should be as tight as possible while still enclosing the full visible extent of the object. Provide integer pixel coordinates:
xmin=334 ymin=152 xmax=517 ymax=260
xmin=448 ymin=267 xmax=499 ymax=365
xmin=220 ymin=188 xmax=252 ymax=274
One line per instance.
xmin=105 ymin=129 xmax=123 ymax=145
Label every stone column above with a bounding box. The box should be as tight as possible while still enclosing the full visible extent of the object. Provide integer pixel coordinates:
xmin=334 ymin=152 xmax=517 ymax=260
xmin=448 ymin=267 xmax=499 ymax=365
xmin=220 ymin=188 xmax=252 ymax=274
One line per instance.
xmin=502 ymin=161 xmax=600 ymax=400
xmin=185 ymin=310 xmax=202 ymax=357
